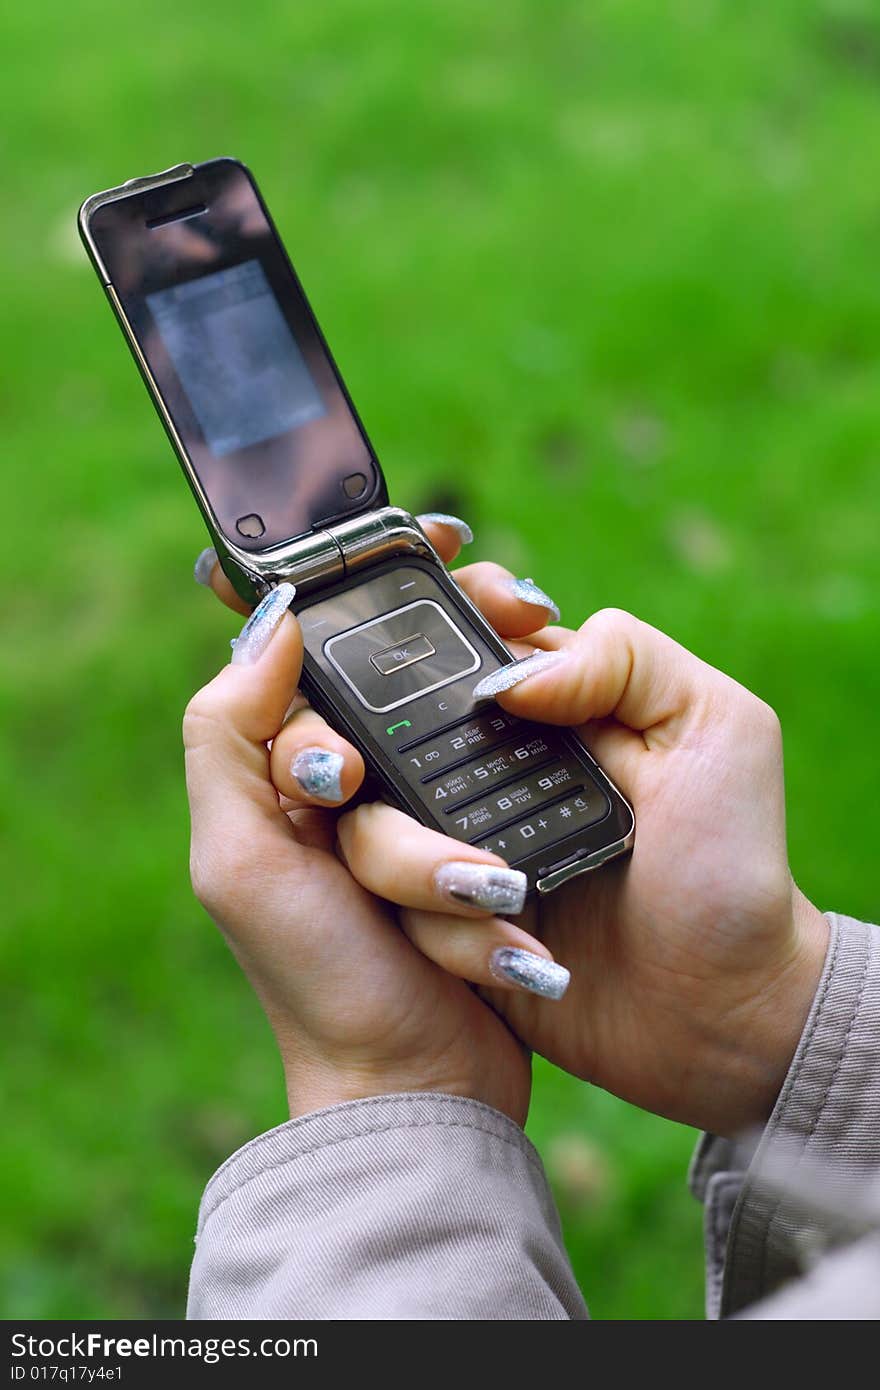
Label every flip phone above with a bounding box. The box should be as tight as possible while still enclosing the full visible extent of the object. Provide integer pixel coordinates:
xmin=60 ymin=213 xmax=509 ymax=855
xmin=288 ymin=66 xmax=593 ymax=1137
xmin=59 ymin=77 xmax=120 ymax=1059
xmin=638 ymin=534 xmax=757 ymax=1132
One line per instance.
xmin=79 ymin=158 xmax=634 ymax=894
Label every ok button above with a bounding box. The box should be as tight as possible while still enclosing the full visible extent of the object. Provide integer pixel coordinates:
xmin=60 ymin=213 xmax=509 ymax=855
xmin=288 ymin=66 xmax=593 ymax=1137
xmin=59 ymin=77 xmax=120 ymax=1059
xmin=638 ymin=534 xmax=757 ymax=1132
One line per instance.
xmin=370 ymin=632 xmax=436 ymax=676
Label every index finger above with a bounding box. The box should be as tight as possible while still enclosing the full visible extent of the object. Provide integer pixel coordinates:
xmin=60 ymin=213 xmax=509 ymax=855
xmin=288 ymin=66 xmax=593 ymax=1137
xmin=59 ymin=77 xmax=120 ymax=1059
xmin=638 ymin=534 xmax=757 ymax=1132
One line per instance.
xmin=194 ymin=547 xmax=251 ymax=616
xmin=416 ymin=513 xmax=473 ymax=564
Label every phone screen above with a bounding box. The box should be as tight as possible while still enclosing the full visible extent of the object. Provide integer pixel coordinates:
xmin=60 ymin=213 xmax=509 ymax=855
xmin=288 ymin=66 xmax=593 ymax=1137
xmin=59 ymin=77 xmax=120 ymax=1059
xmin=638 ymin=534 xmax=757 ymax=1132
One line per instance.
xmin=86 ymin=159 xmax=384 ymax=549
xmin=146 ymin=260 xmax=327 ymax=458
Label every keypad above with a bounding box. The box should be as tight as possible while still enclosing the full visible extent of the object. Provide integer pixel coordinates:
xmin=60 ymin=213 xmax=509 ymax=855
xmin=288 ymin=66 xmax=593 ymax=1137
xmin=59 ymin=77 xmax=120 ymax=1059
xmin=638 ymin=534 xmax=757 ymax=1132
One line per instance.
xmin=298 ymin=560 xmax=627 ymax=885
xmin=399 ymin=706 xmax=610 ymax=863
xmin=475 ymin=786 xmax=610 ymax=861
xmin=422 ymin=732 xmax=554 ymax=809
xmin=399 ymin=709 xmax=522 ymax=775
xmin=443 ymin=760 xmax=577 ymax=840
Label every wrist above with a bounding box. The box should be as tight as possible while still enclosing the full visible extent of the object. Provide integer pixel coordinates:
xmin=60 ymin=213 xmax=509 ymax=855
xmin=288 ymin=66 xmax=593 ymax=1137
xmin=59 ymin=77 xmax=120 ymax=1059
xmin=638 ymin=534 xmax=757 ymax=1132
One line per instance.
xmin=281 ymin=1052 xmax=532 ymax=1126
xmin=697 ymin=889 xmax=829 ymax=1136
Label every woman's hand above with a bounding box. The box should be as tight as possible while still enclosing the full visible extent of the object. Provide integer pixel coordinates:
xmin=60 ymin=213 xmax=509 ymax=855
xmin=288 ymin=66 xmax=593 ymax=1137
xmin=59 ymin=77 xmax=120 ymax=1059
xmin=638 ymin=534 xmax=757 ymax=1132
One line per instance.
xmin=322 ymin=588 xmax=829 ymax=1137
xmin=184 ymin=517 xmax=573 ymax=1126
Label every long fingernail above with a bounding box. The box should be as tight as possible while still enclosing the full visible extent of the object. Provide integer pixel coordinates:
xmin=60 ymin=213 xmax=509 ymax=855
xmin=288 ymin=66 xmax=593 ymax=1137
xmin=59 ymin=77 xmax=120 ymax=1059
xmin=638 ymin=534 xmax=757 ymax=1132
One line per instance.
xmin=291 ymin=747 xmax=345 ymax=802
xmin=230 ymin=583 xmax=296 ymax=666
xmin=472 ymin=648 xmax=567 ymax=701
xmin=417 ymin=512 xmax=474 ymax=545
xmin=433 ymin=861 xmax=527 ymax=915
xmin=194 ymin=547 xmax=217 ymax=587
xmin=490 ymin=947 xmax=570 ymax=1000
xmin=508 ymin=577 xmax=560 ymax=623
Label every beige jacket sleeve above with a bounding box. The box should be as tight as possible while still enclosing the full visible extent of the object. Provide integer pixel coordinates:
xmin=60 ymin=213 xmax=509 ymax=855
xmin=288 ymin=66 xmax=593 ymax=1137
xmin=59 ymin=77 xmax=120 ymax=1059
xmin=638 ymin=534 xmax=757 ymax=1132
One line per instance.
xmin=690 ymin=912 xmax=880 ymax=1318
xmin=187 ymin=910 xmax=880 ymax=1321
xmin=187 ymin=1091 xmax=588 ymax=1320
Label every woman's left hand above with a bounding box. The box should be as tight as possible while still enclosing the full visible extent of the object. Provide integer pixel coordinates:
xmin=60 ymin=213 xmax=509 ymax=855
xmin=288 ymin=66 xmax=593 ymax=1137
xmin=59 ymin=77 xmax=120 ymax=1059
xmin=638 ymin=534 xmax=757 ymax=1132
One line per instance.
xmin=184 ymin=518 xmax=568 ymax=1126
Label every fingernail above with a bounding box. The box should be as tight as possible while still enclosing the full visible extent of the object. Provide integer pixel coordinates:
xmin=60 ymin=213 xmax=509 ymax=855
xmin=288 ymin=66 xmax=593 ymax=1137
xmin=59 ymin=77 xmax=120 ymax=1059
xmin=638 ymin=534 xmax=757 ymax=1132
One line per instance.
xmin=490 ymin=947 xmax=570 ymax=1001
xmin=194 ymin=547 xmax=217 ymax=587
xmin=433 ymin=861 xmax=527 ymax=915
xmin=291 ymin=747 xmax=345 ymax=802
xmin=472 ymin=648 xmax=566 ymax=701
xmin=417 ymin=512 xmax=474 ymax=546
xmin=230 ymin=583 xmax=296 ymax=666
xmin=508 ymin=577 xmax=560 ymax=623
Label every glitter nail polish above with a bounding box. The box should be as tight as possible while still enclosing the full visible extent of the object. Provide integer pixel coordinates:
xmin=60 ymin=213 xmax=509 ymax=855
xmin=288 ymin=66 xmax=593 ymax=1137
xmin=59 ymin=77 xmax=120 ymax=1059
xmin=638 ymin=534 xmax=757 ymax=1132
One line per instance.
xmin=194 ymin=547 xmax=217 ymax=587
xmin=291 ymin=747 xmax=345 ymax=803
xmin=417 ymin=513 xmax=474 ymax=546
xmin=230 ymin=583 xmax=296 ymax=666
xmin=472 ymin=648 xmax=566 ymax=701
xmin=508 ymin=577 xmax=560 ymax=623
xmin=489 ymin=947 xmax=570 ymax=1000
xmin=433 ymin=861 xmax=527 ymax=915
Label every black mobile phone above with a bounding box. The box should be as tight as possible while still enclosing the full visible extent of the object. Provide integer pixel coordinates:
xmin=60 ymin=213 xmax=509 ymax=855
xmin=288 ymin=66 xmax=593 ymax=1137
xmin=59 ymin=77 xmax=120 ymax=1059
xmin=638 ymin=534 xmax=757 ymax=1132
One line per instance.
xmin=78 ymin=157 xmax=634 ymax=894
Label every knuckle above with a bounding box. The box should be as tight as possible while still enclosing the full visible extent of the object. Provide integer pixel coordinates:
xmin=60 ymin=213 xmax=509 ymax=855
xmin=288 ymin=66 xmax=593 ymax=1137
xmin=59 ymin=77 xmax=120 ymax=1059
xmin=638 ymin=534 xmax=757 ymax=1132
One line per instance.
xmin=569 ymin=609 xmax=639 ymax=717
xmin=755 ymin=696 xmax=782 ymax=740
xmin=189 ymin=844 xmax=225 ymax=916
xmin=349 ymin=802 xmax=385 ymax=863
xmin=473 ymin=559 xmax=513 ymax=585
xmin=724 ymin=684 xmax=782 ymax=743
xmin=181 ymin=689 xmax=220 ymax=750
xmin=338 ymin=803 xmax=410 ymax=885
xmin=189 ymin=838 xmax=255 ymax=920
xmin=583 ymin=606 xmax=638 ymax=638
xmin=336 ymin=803 xmax=373 ymax=869
xmin=182 ymin=680 xmax=240 ymax=753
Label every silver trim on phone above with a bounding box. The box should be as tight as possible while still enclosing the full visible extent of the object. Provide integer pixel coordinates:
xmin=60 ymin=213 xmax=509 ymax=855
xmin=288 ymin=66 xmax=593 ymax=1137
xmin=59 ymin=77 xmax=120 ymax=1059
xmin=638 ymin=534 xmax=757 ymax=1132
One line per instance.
xmin=79 ymin=161 xmax=636 ymax=896
xmin=79 ymin=164 xmax=195 ymax=283
xmin=535 ymin=830 xmax=635 ymax=895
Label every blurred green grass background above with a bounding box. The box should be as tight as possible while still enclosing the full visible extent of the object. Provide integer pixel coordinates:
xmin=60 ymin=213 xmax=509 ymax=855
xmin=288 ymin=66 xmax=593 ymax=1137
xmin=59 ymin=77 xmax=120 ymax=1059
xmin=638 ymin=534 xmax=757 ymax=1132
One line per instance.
xmin=3 ymin=0 xmax=880 ymax=1320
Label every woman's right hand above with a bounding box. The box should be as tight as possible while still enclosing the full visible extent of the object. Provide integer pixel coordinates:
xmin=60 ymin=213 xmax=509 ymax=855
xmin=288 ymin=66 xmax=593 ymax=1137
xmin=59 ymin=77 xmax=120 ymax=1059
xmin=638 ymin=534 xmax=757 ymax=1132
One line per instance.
xmin=316 ymin=597 xmax=830 ymax=1138
xmin=196 ymin=522 xmax=830 ymax=1137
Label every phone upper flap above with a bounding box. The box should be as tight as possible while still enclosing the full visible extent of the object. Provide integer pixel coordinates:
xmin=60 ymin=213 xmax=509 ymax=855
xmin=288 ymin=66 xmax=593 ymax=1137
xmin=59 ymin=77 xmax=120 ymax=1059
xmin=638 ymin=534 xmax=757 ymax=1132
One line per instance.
xmin=81 ymin=158 xmax=388 ymax=551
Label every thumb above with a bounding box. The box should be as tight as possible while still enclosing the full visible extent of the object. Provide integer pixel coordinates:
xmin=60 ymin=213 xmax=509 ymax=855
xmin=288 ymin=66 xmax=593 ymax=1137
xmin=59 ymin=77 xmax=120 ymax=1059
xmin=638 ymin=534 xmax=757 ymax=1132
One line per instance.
xmin=476 ymin=607 xmax=722 ymax=741
xmin=184 ymin=584 xmax=302 ymax=854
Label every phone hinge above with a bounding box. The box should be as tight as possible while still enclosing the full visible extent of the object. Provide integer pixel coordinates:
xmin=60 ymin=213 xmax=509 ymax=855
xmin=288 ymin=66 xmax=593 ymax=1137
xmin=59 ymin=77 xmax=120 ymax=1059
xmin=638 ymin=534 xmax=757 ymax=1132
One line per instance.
xmin=218 ymin=506 xmax=435 ymax=607
xmin=331 ymin=507 xmax=435 ymax=576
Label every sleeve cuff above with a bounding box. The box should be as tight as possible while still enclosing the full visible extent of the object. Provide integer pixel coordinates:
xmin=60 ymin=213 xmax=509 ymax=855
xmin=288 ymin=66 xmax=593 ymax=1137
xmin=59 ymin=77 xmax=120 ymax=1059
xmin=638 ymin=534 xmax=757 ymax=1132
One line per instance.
xmin=692 ymin=911 xmax=880 ymax=1317
xmin=188 ymin=1091 xmax=587 ymax=1321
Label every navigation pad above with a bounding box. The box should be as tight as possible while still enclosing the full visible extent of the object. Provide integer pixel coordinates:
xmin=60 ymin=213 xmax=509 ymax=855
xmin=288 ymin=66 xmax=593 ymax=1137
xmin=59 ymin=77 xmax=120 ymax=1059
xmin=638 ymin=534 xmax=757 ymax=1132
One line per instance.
xmin=296 ymin=561 xmax=623 ymax=889
xmin=324 ymin=599 xmax=481 ymax=714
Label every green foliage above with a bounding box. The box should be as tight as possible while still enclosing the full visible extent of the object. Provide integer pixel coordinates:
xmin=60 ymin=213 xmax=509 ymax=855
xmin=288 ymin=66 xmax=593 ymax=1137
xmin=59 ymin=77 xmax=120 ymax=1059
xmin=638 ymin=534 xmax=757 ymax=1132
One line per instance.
xmin=3 ymin=0 xmax=879 ymax=1320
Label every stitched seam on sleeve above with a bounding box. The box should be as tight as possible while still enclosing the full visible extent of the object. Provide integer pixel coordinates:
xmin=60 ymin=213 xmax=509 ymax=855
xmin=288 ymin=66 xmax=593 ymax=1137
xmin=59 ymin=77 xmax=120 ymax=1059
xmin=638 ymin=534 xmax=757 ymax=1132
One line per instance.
xmin=721 ymin=917 xmax=839 ymax=1314
xmin=769 ymin=918 xmax=840 ymax=1127
xmin=757 ymin=928 xmax=871 ymax=1294
xmin=202 ymin=1092 xmax=536 ymax=1187
xmin=200 ymin=1116 xmax=548 ymax=1227
xmin=706 ymin=1176 xmax=739 ymax=1319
